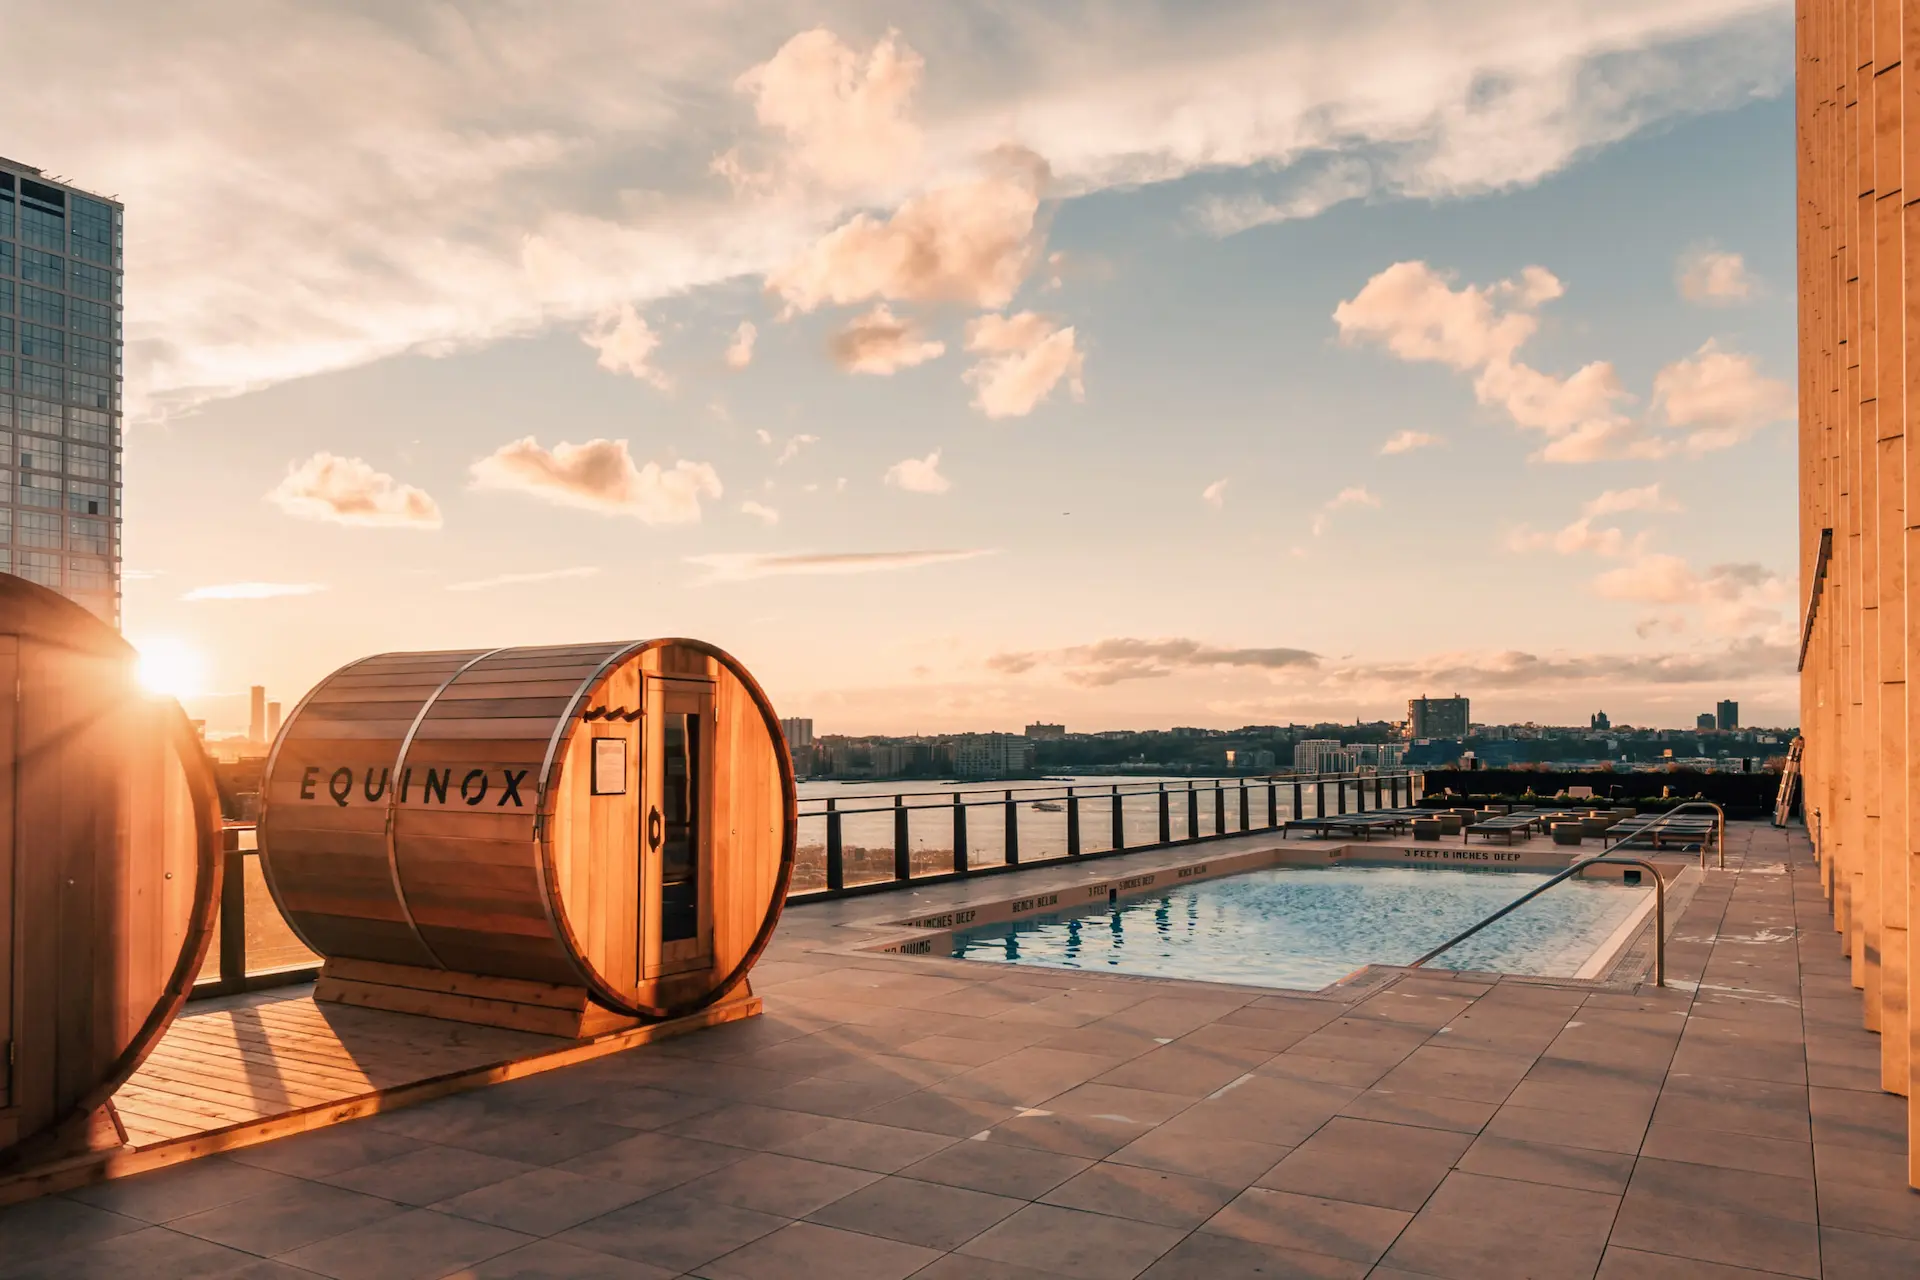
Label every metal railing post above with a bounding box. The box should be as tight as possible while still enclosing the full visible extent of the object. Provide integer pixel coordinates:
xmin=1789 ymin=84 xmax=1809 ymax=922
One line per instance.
xmin=1356 ymin=779 xmax=1367 ymax=814
xmin=1067 ymin=787 xmax=1081 ymax=856
xmin=953 ymin=794 xmax=969 ymax=875
xmin=1214 ymin=782 xmax=1225 ymax=835
xmin=826 ymin=798 xmax=844 ymax=892
xmin=1293 ymin=781 xmax=1303 ymax=823
xmin=1315 ymin=779 xmax=1325 ymax=818
xmin=1240 ymin=781 xmax=1250 ymax=832
xmin=1187 ymin=783 xmax=1200 ymax=840
xmin=893 ymin=795 xmax=911 ymax=881
xmin=1158 ymin=784 xmax=1171 ymax=844
xmin=1267 ymin=781 xmax=1278 ymax=829
xmin=218 ymin=827 xmax=247 ymax=990
xmin=1005 ymin=790 xmax=1020 ymax=865
xmin=1112 ymin=784 xmax=1125 ymax=850
xmin=1337 ymin=778 xmax=1347 ymax=816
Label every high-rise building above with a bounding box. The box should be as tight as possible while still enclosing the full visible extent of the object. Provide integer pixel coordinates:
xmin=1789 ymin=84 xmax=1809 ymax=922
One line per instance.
xmin=248 ymin=685 xmax=266 ymax=746
xmin=779 ymin=717 xmax=814 ymax=750
xmin=1025 ymin=722 xmax=1066 ymax=740
xmin=266 ymin=700 xmax=283 ymax=742
xmin=0 ymin=160 xmax=121 ymax=625
xmin=1696 ymin=713 xmax=1717 ymax=731
xmin=1408 ymin=695 xmax=1469 ymax=739
xmin=952 ymin=733 xmax=1035 ymax=779
xmin=1716 ymin=699 xmax=1739 ymax=732
xmin=1292 ymin=738 xmax=1354 ymax=774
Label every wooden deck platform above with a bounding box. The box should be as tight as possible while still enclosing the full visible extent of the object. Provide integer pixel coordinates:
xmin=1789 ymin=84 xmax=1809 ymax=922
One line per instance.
xmin=0 ymin=982 xmax=759 ymax=1206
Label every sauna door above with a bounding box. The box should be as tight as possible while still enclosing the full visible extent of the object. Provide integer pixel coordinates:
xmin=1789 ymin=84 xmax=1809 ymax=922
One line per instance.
xmin=0 ymin=637 xmax=15 ymax=1111
xmin=641 ymin=676 xmax=715 ymax=979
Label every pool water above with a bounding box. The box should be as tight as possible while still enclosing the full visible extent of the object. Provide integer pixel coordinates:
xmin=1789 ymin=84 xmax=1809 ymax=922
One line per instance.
xmin=948 ymin=864 xmax=1652 ymax=989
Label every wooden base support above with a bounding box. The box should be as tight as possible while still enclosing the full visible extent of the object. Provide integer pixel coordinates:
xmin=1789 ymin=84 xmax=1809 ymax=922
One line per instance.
xmin=314 ymin=958 xmax=654 ymax=1038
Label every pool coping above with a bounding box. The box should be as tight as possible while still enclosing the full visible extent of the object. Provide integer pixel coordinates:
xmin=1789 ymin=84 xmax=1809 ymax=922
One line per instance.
xmin=833 ymin=839 xmax=1694 ymax=998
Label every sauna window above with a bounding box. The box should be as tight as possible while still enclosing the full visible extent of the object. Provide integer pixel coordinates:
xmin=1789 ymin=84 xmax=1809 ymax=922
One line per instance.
xmin=660 ymin=712 xmax=700 ymax=942
xmin=590 ymin=737 xmax=627 ymax=795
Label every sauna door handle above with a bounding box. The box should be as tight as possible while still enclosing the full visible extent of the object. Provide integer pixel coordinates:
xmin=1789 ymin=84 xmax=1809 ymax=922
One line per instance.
xmin=648 ymin=807 xmax=663 ymax=850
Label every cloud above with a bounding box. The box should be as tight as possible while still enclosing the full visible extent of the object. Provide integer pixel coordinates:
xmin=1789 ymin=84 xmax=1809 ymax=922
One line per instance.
xmin=1509 ymin=481 xmax=1683 ymax=556
xmin=1311 ymin=485 xmax=1381 ymax=537
xmin=1594 ymin=552 xmax=1790 ymax=637
xmin=446 ymin=566 xmax=600 ymax=592
xmin=265 ymin=453 xmax=442 ymax=528
xmin=776 ymin=433 xmax=818 ymax=464
xmin=988 ymin=637 xmax=1322 ymax=687
xmin=724 ymin=28 xmax=923 ymax=192
xmin=885 ymin=450 xmax=952 ymax=494
xmin=963 ymin=311 xmax=1086 ymax=418
xmin=1652 ymin=340 xmax=1795 ymax=454
xmin=1379 ymin=430 xmax=1440 ymax=455
xmin=1190 ymin=159 xmax=1374 ymax=237
xmin=724 ymin=320 xmax=757 ymax=369
xmin=471 ymin=437 xmax=722 ymax=523
xmin=1202 ymin=479 xmax=1228 ymax=508
xmin=581 ymin=304 xmax=672 ymax=389
xmin=828 ymin=304 xmax=947 ymax=374
xmin=687 ymin=547 xmax=994 ymax=581
xmin=740 ymin=499 xmax=780 ymax=525
xmin=767 ymin=147 xmax=1049 ymax=313
xmin=1678 ymin=248 xmax=1754 ymax=303
xmin=183 ymin=582 xmax=328 ymax=601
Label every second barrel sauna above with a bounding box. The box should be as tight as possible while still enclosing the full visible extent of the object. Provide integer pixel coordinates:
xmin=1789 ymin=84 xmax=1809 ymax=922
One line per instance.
xmin=257 ymin=640 xmax=796 ymax=1035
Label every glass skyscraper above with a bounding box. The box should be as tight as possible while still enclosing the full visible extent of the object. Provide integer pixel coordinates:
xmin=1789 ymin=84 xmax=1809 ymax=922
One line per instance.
xmin=0 ymin=158 xmax=121 ymax=625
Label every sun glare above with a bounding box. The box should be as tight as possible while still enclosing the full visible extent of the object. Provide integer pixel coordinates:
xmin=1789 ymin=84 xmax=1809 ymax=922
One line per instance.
xmin=135 ymin=637 xmax=209 ymax=700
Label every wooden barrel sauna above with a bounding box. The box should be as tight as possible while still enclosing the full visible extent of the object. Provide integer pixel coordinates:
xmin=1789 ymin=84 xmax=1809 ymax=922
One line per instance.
xmin=257 ymin=640 xmax=796 ymax=1035
xmin=0 ymin=576 xmax=222 ymax=1166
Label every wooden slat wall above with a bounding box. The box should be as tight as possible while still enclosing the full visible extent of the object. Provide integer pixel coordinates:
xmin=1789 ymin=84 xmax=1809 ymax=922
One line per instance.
xmin=1796 ymin=0 xmax=1920 ymax=1187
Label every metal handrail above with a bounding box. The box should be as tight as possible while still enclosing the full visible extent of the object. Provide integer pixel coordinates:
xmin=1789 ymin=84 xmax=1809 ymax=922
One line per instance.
xmin=1408 ymin=854 xmax=1666 ymax=986
xmin=797 ymin=770 xmax=1418 ymax=817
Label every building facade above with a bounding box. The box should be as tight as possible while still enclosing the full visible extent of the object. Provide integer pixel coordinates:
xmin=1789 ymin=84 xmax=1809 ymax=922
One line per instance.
xmin=1716 ymin=699 xmax=1740 ymax=731
xmin=0 ymin=160 xmax=121 ymax=624
xmin=952 ymin=733 xmax=1036 ymax=779
xmin=779 ymin=717 xmax=814 ymax=750
xmin=1024 ymin=722 xmax=1066 ymax=740
xmin=1291 ymin=738 xmax=1355 ymax=774
xmin=1795 ymin=5 xmax=1919 ymax=1186
xmin=1408 ymin=695 xmax=1469 ymax=740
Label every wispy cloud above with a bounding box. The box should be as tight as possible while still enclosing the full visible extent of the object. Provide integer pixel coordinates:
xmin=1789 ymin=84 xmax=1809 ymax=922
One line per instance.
xmin=581 ymin=303 xmax=672 ymax=390
xmin=446 ymin=566 xmax=600 ymax=592
xmin=828 ymin=304 xmax=946 ymax=374
xmin=1202 ymin=479 xmax=1228 ymax=508
xmin=1310 ymin=485 xmax=1381 ymax=537
xmin=687 ymin=548 xmax=994 ymax=582
xmin=724 ymin=319 xmax=758 ymax=369
xmin=740 ymin=499 xmax=781 ymax=525
xmin=964 ymin=312 xmax=1085 ymax=418
xmin=266 ymin=453 xmax=442 ymax=529
xmin=1190 ymin=159 xmax=1372 ymax=237
xmin=183 ymin=582 xmax=328 ymax=601
xmin=1379 ymin=430 xmax=1440 ymax=456
xmin=884 ymin=450 xmax=951 ymax=494
xmin=989 ymin=638 xmax=1322 ymax=687
xmin=1677 ymin=248 xmax=1755 ymax=303
xmin=470 ymin=437 xmax=722 ymax=523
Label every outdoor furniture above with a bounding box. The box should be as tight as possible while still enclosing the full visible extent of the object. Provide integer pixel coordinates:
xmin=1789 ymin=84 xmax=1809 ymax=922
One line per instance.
xmin=1412 ymin=817 xmax=1442 ymax=840
xmin=1465 ymin=815 xmax=1534 ymax=845
xmin=1552 ymin=822 xmax=1584 ymax=846
xmin=1437 ymin=814 xmax=1464 ymax=836
xmin=1580 ymin=816 xmax=1612 ymax=838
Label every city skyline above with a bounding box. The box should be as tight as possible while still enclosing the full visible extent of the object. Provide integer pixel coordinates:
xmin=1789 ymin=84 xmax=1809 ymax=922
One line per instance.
xmin=3 ymin=3 xmax=1800 ymax=734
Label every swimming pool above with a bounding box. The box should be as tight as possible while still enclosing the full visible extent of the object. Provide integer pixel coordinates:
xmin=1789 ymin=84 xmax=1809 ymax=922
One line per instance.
xmin=947 ymin=863 xmax=1653 ymax=989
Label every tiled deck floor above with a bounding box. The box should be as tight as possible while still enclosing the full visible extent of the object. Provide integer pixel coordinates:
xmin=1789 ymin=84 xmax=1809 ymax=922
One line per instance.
xmin=1 ymin=821 xmax=1915 ymax=1278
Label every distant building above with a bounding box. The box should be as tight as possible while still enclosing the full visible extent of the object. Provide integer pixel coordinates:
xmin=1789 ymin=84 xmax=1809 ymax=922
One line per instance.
xmin=953 ymin=733 xmax=1036 ymax=779
xmin=1591 ymin=710 xmax=1611 ymax=731
xmin=267 ymin=701 xmax=283 ymax=742
xmin=0 ymin=159 xmax=124 ymax=625
xmin=1293 ymin=739 xmax=1354 ymax=774
xmin=1025 ymin=722 xmax=1066 ymax=740
xmin=1716 ymin=700 xmax=1739 ymax=731
xmin=1408 ymin=695 xmax=1470 ymax=740
xmin=248 ymin=686 xmax=266 ymax=747
xmin=1227 ymin=748 xmax=1276 ymax=770
xmin=779 ymin=717 xmax=815 ymax=750
xmin=1696 ymin=713 xmax=1717 ymax=731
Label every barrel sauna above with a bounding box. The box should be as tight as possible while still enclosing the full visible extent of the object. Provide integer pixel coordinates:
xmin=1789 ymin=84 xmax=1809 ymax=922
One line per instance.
xmin=0 ymin=576 xmax=221 ymax=1166
xmin=258 ymin=640 xmax=795 ymax=1036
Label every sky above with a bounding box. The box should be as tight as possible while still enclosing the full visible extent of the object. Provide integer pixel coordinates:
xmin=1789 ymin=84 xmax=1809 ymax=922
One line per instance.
xmin=5 ymin=0 xmax=1801 ymax=735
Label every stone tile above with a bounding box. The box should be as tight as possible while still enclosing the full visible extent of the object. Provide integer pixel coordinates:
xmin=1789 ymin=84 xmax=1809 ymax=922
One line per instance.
xmin=1379 ymin=1170 xmax=1616 ymax=1280
xmin=665 ymin=1101 xmax=832 ymax=1151
xmin=433 ymin=1167 xmax=650 ymax=1236
xmin=1256 ymin=1052 xmax=1395 ymax=1089
xmin=552 ymin=1188 xmax=786 ymax=1273
xmin=0 ymin=1224 xmax=263 ymax=1280
xmin=438 ymin=1109 xmax=641 ymax=1165
xmin=808 ymin=1175 xmax=1024 ymax=1250
xmin=66 ymin=1156 xmax=303 ymax=1223
xmin=1201 ymin=1185 xmax=1411 ymax=1264
xmin=1456 ymin=1134 xmax=1635 ymax=1195
xmin=1337 ymin=1089 xmax=1494 ymax=1135
xmin=320 ymin=1145 xmax=538 ymax=1206
xmin=899 ymin=1137 xmax=1093 ymax=1200
xmin=460 ymin=1238 xmax=676 ymax=1279
xmin=586 ymin=1085 xmax=729 ymax=1130
xmin=676 ymin=1151 xmax=880 ymax=1218
xmin=1595 ymin=1245 xmax=1801 ymax=1278
xmin=1638 ymin=1120 xmax=1813 ymax=1180
xmin=1092 ymin=1045 xmax=1273 ymax=1097
xmin=1137 ymin=1230 xmax=1367 ymax=1279
xmin=1626 ymin=1154 xmax=1815 ymax=1223
xmin=0 ymin=1195 xmax=145 ymax=1272
xmin=1809 ymin=1084 xmax=1910 ymax=1153
xmin=1105 ymin=1127 xmax=1290 ymax=1187
xmin=760 ymin=1075 xmax=922 ymax=1119
xmin=932 ymin=1047 xmax=1123 ymax=1108
xmin=552 ymin=1129 xmax=748 ymax=1193
xmin=1040 ymin=1161 xmax=1238 ymax=1229
xmin=894 ymin=1033 xmax=1027 ymax=1066
xmin=1813 ymin=1169 xmax=1920 ymax=1240
xmin=1044 ymin=1082 xmax=1194 ymax=1125
xmin=1258 ymin=1116 xmax=1471 ymax=1211
xmin=167 ymin=1180 xmax=404 ymax=1256
xmin=277 ymin=1208 xmax=533 ymax=1280
xmin=701 ymin=1221 xmax=942 ymax=1280
xmin=1820 ymin=1224 xmax=1920 ymax=1279
xmin=859 ymin=1089 xmax=1018 ymax=1138
xmin=1481 ymin=1102 xmax=1646 ymax=1154
xmin=960 ymin=1202 xmax=1186 ymax=1280
xmin=1609 ymin=1169 xmax=1819 ymax=1275
xmin=768 ymin=1115 xmax=959 ymax=1173
xmin=224 ymin=1124 xmax=426 ymax=1178
xmin=1374 ymin=1045 xmax=1534 ymax=1105
xmin=1155 ymin=1075 xmax=1359 ymax=1147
